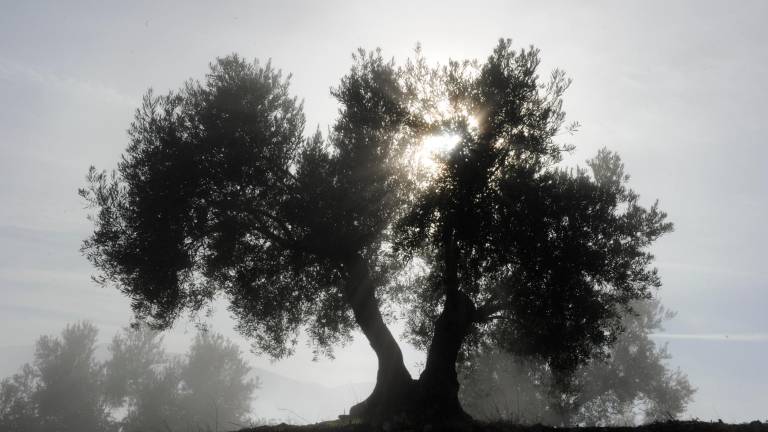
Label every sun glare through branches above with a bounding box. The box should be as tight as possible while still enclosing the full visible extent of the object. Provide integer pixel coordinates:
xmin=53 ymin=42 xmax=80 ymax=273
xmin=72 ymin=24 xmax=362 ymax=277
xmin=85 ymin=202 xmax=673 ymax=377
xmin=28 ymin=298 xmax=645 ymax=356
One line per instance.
xmin=413 ymin=133 xmax=460 ymax=173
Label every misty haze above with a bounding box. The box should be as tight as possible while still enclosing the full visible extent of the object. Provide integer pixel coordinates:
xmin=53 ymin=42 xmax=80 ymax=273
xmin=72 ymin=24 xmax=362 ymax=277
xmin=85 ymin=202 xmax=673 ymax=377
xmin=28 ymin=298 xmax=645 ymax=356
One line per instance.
xmin=1 ymin=2 xmax=766 ymax=432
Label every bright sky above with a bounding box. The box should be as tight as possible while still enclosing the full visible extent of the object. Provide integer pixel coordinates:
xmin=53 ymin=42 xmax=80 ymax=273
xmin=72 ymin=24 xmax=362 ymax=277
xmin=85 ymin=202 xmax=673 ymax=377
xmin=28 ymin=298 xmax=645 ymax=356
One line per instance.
xmin=1 ymin=0 xmax=766 ymax=423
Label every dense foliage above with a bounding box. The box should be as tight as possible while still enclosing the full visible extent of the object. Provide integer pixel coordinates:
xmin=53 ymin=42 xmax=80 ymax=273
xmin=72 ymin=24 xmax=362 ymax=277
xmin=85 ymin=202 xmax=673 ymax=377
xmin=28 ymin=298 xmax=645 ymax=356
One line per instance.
xmin=459 ymin=300 xmax=695 ymax=426
xmin=396 ymin=45 xmax=673 ymax=377
xmin=80 ymin=39 xmax=675 ymax=420
xmin=0 ymin=323 xmax=258 ymax=432
xmin=0 ymin=323 xmax=113 ymax=432
xmin=106 ymin=326 xmax=258 ymax=432
xmin=80 ymin=52 xmax=415 ymax=359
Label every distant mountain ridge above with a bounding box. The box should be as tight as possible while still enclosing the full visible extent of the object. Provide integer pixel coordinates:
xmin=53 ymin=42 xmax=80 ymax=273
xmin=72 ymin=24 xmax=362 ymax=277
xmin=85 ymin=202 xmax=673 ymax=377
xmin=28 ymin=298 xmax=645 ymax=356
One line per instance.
xmin=249 ymin=367 xmax=372 ymax=424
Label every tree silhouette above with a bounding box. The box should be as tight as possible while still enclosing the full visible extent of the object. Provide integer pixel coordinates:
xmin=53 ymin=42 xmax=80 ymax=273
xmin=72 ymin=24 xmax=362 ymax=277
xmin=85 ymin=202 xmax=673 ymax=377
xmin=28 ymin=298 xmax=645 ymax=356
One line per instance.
xmin=105 ymin=326 xmax=257 ymax=431
xmin=81 ymin=39 xmax=672 ymax=423
xmin=459 ymin=299 xmax=695 ymax=425
xmin=0 ymin=322 xmax=115 ymax=432
xmin=104 ymin=324 xmax=166 ymax=407
xmin=0 ymin=364 xmax=41 ymax=432
xmin=104 ymin=325 xmax=182 ymax=431
xmin=178 ymin=332 xmax=258 ymax=430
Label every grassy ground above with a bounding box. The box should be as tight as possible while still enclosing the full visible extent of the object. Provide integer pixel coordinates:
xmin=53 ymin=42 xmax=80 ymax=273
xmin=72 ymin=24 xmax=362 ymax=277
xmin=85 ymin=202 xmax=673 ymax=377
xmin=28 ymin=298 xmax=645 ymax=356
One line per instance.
xmin=240 ymin=420 xmax=768 ymax=432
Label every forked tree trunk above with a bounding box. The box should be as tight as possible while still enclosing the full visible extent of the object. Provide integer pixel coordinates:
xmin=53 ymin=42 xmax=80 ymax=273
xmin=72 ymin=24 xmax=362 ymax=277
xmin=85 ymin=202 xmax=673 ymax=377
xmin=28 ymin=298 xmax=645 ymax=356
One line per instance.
xmin=343 ymin=255 xmax=477 ymax=424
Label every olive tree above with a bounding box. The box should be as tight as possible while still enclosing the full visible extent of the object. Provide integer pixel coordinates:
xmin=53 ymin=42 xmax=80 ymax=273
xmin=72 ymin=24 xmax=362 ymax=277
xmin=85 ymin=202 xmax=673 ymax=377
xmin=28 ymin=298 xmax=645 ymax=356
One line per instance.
xmin=81 ymin=39 xmax=672 ymax=423
xmin=105 ymin=326 xmax=257 ymax=431
xmin=0 ymin=323 xmax=115 ymax=432
xmin=459 ymin=300 xmax=695 ymax=425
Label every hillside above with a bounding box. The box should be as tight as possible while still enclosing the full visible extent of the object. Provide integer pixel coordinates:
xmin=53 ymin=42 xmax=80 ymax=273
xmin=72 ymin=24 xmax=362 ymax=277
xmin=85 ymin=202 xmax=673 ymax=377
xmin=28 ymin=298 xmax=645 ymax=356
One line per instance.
xmin=249 ymin=367 xmax=372 ymax=423
xmin=240 ymin=420 xmax=768 ymax=432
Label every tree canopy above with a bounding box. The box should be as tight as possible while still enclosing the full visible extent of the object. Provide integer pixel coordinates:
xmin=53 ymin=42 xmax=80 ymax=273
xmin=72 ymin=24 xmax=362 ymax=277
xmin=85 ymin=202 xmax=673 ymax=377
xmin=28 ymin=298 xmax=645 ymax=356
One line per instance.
xmin=0 ymin=322 xmax=258 ymax=432
xmin=106 ymin=326 xmax=257 ymax=431
xmin=0 ymin=322 xmax=113 ymax=432
xmin=81 ymin=39 xmax=674 ymax=422
xmin=459 ymin=299 xmax=695 ymax=426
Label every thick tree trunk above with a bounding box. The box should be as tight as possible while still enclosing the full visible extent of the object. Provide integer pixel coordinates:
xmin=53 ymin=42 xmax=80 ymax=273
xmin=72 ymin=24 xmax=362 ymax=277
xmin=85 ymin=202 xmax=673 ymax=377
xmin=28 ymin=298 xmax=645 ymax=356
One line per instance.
xmin=416 ymin=289 xmax=476 ymax=421
xmin=409 ymin=225 xmax=477 ymax=422
xmin=343 ymin=256 xmax=414 ymax=421
xmin=342 ymin=253 xmax=477 ymax=425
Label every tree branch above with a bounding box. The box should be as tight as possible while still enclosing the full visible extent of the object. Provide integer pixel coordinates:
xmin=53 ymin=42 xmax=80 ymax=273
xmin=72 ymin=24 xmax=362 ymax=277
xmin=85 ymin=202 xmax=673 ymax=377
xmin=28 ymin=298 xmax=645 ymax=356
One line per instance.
xmin=250 ymin=208 xmax=295 ymax=243
xmin=475 ymin=299 xmax=505 ymax=323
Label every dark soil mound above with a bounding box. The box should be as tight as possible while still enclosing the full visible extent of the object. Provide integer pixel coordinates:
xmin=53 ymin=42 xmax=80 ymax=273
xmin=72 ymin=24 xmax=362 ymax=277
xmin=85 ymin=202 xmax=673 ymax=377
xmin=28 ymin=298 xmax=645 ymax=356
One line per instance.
xmin=241 ymin=420 xmax=768 ymax=432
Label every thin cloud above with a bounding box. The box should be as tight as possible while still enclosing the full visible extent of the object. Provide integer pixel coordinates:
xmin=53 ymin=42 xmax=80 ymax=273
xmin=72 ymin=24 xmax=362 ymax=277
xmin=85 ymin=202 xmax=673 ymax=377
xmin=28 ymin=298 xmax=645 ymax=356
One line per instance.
xmin=0 ymin=268 xmax=89 ymax=285
xmin=0 ymin=58 xmax=137 ymax=107
xmin=651 ymin=333 xmax=768 ymax=342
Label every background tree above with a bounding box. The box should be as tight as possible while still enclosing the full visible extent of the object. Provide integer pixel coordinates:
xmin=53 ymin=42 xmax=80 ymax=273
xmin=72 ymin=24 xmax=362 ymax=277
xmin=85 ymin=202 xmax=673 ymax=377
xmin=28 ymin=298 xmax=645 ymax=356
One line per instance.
xmin=0 ymin=322 xmax=257 ymax=431
xmin=567 ymin=300 xmax=695 ymax=425
xmin=81 ymin=40 xmax=674 ymax=423
xmin=104 ymin=324 xmax=167 ymax=406
xmin=106 ymin=326 xmax=257 ymax=431
xmin=178 ymin=332 xmax=258 ymax=430
xmin=104 ymin=325 xmax=184 ymax=432
xmin=0 ymin=364 xmax=40 ymax=432
xmin=0 ymin=322 xmax=115 ymax=432
xmin=459 ymin=299 xmax=695 ymax=426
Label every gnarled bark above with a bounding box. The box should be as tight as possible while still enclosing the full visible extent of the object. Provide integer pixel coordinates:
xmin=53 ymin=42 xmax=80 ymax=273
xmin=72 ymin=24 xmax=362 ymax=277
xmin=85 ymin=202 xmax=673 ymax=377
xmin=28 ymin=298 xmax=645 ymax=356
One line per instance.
xmin=343 ymin=256 xmax=414 ymax=421
xmin=342 ymin=253 xmax=478 ymax=424
xmin=416 ymin=289 xmax=476 ymax=421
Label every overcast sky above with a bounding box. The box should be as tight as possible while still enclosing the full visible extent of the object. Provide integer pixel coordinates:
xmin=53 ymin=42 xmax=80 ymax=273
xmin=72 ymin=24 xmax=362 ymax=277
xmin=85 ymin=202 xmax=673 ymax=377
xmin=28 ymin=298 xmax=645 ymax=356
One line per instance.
xmin=1 ymin=0 xmax=766 ymax=423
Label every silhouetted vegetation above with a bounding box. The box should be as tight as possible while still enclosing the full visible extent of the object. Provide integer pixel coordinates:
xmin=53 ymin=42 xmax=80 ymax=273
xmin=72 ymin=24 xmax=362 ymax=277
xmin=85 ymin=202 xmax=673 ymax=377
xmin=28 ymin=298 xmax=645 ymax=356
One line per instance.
xmin=460 ymin=300 xmax=695 ymax=426
xmin=0 ymin=322 xmax=112 ymax=432
xmin=0 ymin=323 xmax=257 ymax=432
xmin=106 ymin=325 xmax=258 ymax=431
xmin=80 ymin=39 xmax=674 ymax=424
xmin=239 ymin=420 xmax=766 ymax=432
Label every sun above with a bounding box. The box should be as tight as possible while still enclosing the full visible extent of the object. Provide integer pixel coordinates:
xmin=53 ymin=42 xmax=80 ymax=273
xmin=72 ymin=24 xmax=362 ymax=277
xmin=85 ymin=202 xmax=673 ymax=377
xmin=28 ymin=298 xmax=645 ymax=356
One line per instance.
xmin=413 ymin=133 xmax=460 ymax=173
xmin=411 ymin=114 xmax=478 ymax=174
